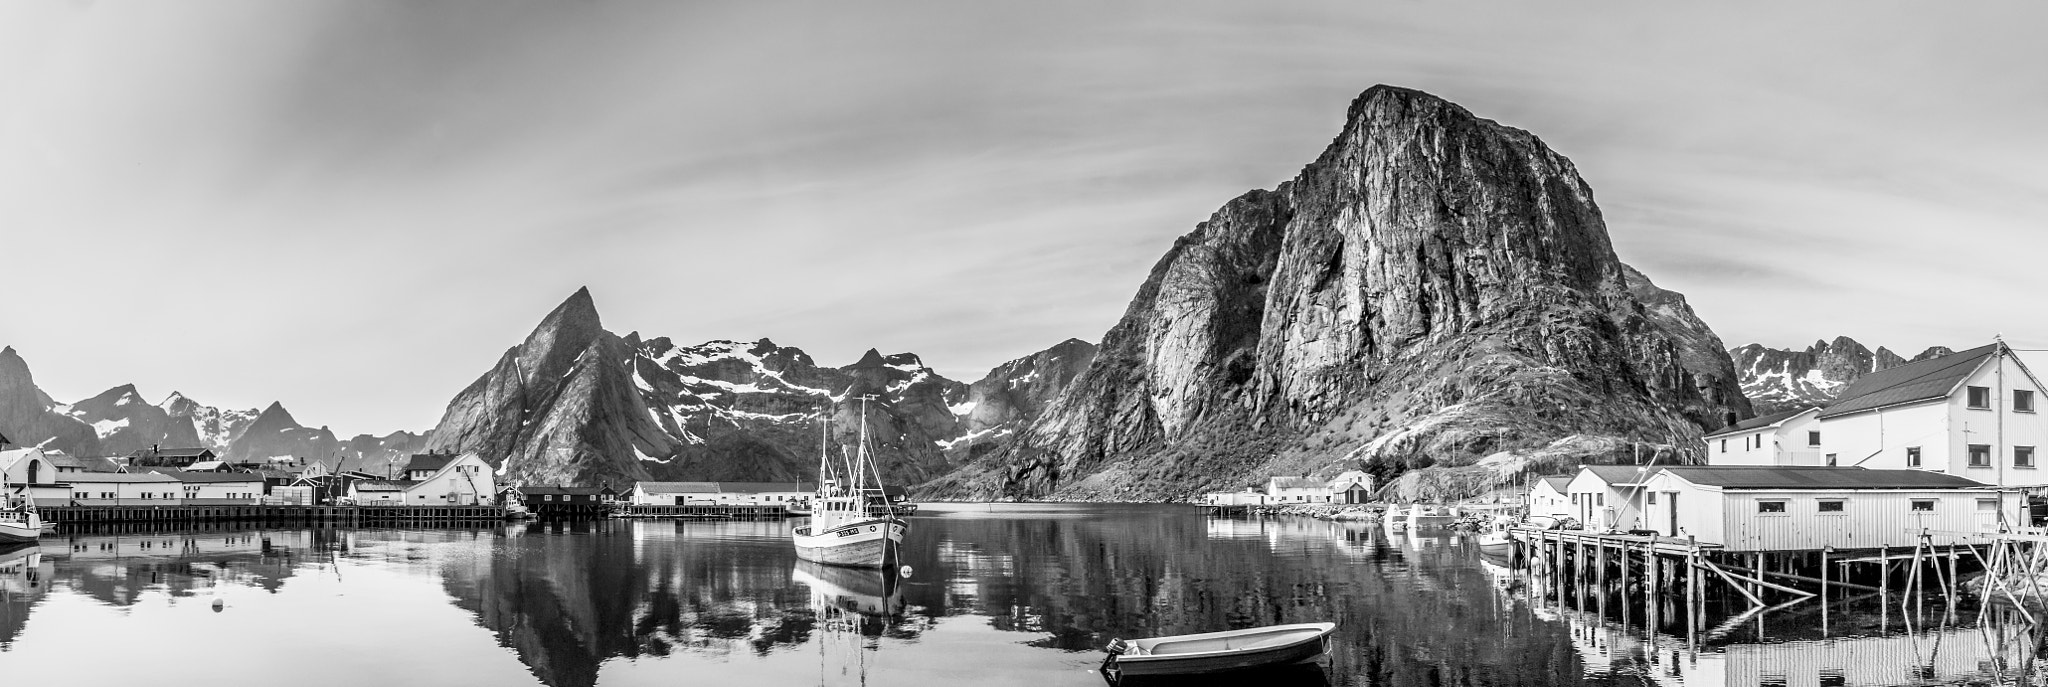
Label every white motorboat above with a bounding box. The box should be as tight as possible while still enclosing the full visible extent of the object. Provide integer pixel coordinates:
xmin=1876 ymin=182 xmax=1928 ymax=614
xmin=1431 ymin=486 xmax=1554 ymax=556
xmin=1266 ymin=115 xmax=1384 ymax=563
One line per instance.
xmin=0 ymin=473 xmax=42 ymax=543
xmin=1406 ymin=504 xmax=1457 ymax=530
xmin=791 ymin=395 xmax=907 ymax=568
xmin=1102 ymin=622 xmax=1336 ymax=678
xmin=1382 ymin=508 xmax=1410 ymax=533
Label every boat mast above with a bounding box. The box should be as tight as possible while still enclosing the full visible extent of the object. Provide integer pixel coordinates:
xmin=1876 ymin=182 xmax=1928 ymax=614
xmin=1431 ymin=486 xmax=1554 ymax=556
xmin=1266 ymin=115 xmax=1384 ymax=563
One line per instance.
xmin=853 ymin=394 xmax=875 ymax=495
xmin=818 ymin=408 xmax=832 ymax=494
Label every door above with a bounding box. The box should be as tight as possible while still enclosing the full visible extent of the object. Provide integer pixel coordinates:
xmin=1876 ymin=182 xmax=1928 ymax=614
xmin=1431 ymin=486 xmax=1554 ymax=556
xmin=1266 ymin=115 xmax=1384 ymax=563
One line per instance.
xmin=1666 ymin=493 xmax=1679 ymax=537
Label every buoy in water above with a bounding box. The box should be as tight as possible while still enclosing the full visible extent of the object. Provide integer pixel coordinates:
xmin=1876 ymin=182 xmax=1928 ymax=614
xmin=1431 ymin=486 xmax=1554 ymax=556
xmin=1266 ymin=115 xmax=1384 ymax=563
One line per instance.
xmin=898 ymin=565 xmax=914 ymax=578
xmin=211 ymin=599 xmax=225 ymax=613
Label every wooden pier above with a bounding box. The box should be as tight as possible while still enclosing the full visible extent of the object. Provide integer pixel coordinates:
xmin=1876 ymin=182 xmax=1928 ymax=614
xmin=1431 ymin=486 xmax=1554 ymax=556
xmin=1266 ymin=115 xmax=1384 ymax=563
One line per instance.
xmin=617 ymin=504 xmax=791 ymax=520
xmin=41 ymin=504 xmax=509 ymax=526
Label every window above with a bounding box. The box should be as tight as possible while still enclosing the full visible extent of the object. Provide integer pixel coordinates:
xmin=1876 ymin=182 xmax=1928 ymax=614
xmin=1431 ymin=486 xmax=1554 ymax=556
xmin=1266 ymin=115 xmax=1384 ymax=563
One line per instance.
xmin=1907 ymin=446 xmax=1922 ymax=467
xmin=1647 ymin=492 xmax=1657 ymax=505
xmin=1969 ymin=386 xmax=1991 ymax=409
xmin=2021 ymin=390 xmax=2038 ymax=413
xmin=1720 ymin=439 xmax=1727 ymax=453
xmin=545 ymin=494 xmax=555 ymax=502
xmin=1596 ymin=493 xmax=1604 ymax=506
xmin=1970 ymin=444 xmax=1993 ymax=467
xmin=1808 ymin=431 xmax=1821 ymax=447
xmin=2019 ymin=446 xmax=2036 ymax=468
xmin=1911 ymin=499 xmax=1936 ymax=512
xmin=1818 ymin=500 xmax=1845 ymax=513
xmin=1758 ymin=501 xmax=1787 ymax=514
xmin=1978 ymin=498 xmax=2001 ymax=512
xmin=1826 ymin=454 xmax=1838 ymax=466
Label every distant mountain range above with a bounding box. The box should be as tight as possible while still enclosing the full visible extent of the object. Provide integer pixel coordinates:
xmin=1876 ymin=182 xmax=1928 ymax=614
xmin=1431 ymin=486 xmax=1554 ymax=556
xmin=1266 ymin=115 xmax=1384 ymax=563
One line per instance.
xmin=0 ymin=346 xmax=427 ymax=472
xmin=1727 ymin=337 xmax=1955 ymax=415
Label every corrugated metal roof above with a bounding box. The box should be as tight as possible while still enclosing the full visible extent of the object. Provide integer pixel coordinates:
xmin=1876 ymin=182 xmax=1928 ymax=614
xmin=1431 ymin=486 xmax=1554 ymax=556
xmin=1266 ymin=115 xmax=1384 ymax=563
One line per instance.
xmin=518 ymin=486 xmax=608 ymax=496
xmin=1818 ymin=344 xmax=1997 ymax=419
xmin=403 ymin=453 xmax=457 ymax=473
xmin=156 ymin=470 xmax=265 ymax=483
xmin=1704 ymin=408 xmax=1817 ymax=438
xmin=715 ymin=482 xmax=815 ymax=493
xmin=635 ymin=481 xmax=720 ymax=493
xmin=1660 ymin=466 xmax=1990 ymax=490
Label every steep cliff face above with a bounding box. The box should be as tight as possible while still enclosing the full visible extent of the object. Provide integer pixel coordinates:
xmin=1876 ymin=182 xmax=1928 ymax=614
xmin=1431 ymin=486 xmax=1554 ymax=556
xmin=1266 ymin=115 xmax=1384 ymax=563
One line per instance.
xmin=921 ymin=85 xmax=1752 ymax=501
xmin=1729 ymin=338 xmax=1953 ymax=415
xmin=0 ymin=347 xmax=101 ymax=455
xmin=946 ymin=338 xmax=1099 ymax=461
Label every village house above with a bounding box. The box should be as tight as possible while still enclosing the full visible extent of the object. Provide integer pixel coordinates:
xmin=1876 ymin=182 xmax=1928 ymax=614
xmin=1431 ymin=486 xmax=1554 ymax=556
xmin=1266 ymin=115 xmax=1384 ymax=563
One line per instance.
xmin=512 ymin=486 xmax=617 ymax=515
xmin=393 ymin=452 xmax=496 ymax=505
xmin=631 ymin=481 xmax=722 ymax=505
xmin=1741 ymin=343 xmax=2048 ymax=490
xmin=1564 ymin=465 xmax=1656 ymax=532
xmin=1328 ymin=471 xmax=1375 ymax=504
xmin=348 ymin=480 xmax=410 ymax=504
xmin=63 ymin=472 xmax=183 ymax=506
xmin=1639 ymin=465 xmax=2018 ymax=551
xmin=1703 ymin=407 xmax=1824 ymax=466
xmin=126 ymin=446 xmax=217 ymax=468
xmin=1265 ymin=476 xmax=1332 ymax=504
xmin=1527 ymin=476 xmax=1572 ymax=521
xmin=706 ymin=482 xmax=814 ymax=507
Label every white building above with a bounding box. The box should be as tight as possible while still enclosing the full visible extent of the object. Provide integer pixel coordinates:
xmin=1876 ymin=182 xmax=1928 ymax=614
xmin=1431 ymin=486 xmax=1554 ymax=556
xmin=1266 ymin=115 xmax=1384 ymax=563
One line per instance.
xmin=631 ymin=481 xmax=722 ymax=505
xmin=153 ymin=470 xmax=265 ymax=504
xmin=1527 ymin=476 xmax=1572 ymax=521
xmin=63 ymin=472 xmax=183 ymax=506
xmin=1264 ymin=476 xmax=1332 ymax=504
xmin=1798 ymin=343 xmax=2048 ymax=488
xmin=1565 ymin=465 xmax=1654 ymax=532
xmin=1639 ymin=465 xmax=2017 ymax=551
xmin=396 ymin=452 xmax=496 ymax=505
xmin=349 ymin=480 xmax=408 ymax=504
xmin=1703 ymin=407 xmax=1824 ymax=466
xmin=1202 ymin=490 xmax=1268 ymax=507
xmin=1327 ymin=471 xmax=1374 ymax=504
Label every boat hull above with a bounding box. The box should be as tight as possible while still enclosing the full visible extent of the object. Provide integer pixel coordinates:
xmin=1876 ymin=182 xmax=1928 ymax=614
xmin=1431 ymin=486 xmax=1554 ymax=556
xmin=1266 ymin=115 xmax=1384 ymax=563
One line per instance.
xmin=792 ymin=518 xmax=905 ymax=567
xmin=1109 ymin=622 xmax=1335 ymax=677
xmin=0 ymin=511 xmax=41 ymax=543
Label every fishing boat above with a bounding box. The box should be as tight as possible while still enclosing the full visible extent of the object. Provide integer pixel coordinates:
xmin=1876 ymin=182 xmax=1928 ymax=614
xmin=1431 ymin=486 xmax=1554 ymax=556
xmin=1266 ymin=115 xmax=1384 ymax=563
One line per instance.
xmin=791 ymin=395 xmax=907 ymax=567
xmin=1406 ymin=504 xmax=1457 ymax=530
xmin=1382 ymin=508 xmax=1409 ymax=533
xmin=0 ymin=473 xmax=42 ymax=544
xmin=1101 ymin=622 xmax=1336 ymax=679
xmin=1476 ymin=516 xmax=1514 ymax=559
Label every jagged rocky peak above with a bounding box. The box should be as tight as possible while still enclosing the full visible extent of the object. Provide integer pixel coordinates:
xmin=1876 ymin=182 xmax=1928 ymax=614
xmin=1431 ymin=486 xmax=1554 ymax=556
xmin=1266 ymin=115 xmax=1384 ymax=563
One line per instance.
xmin=920 ymin=84 xmax=1749 ymax=501
xmin=1729 ymin=337 xmax=1950 ymax=415
xmin=0 ymin=346 xmax=103 ymax=456
xmin=517 ymin=286 xmax=606 ymax=383
xmin=944 ymin=338 xmax=1100 ymax=460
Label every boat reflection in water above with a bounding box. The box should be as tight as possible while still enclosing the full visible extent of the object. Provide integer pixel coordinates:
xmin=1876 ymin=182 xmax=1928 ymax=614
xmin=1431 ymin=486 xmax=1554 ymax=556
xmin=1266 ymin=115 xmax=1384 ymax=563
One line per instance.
xmin=792 ymin=560 xmax=906 ymax=622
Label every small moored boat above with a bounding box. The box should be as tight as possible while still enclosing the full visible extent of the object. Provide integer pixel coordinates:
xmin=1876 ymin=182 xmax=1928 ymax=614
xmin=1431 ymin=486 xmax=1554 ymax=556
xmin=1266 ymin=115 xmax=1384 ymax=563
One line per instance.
xmin=1101 ymin=622 xmax=1336 ymax=678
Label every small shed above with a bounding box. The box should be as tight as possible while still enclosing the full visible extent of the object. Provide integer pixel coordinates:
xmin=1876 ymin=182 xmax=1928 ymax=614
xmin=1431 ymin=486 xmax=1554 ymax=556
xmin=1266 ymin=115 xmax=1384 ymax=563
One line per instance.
xmin=1328 ymin=471 xmax=1374 ymax=504
xmin=632 ymin=481 xmax=721 ymax=505
xmin=1566 ymin=465 xmax=1656 ymax=532
xmin=1640 ymin=466 xmax=2019 ymax=552
xmin=1527 ymin=476 xmax=1572 ymax=521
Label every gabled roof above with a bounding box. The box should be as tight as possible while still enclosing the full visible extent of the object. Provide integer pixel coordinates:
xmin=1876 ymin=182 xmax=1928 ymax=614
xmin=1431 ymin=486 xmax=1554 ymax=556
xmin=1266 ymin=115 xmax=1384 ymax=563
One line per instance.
xmin=636 ymin=481 xmax=719 ymax=494
xmin=1575 ymin=465 xmax=1657 ymax=487
xmin=1704 ymin=407 xmax=1819 ymax=439
xmin=1536 ymin=476 xmax=1572 ymax=493
xmin=403 ymin=453 xmax=458 ymax=473
xmin=1658 ymin=466 xmax=1989 ymax=490
xmin=715 ymin=482 xmax=816 ymax=493
xmin=1818 ymin=344 xmax=1998 ymax=419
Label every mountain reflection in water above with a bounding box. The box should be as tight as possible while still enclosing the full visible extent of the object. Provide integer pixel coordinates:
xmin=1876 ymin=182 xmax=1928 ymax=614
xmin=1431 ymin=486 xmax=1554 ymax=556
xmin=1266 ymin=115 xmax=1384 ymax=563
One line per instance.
xmin=0 ymin=504 xmax=2038 ymax=687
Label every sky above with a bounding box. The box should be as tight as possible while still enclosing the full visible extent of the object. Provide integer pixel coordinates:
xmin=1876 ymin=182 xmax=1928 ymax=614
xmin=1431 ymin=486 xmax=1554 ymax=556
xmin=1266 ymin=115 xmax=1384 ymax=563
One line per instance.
xmin=3 ymin=1 xmax=2046 ymax=435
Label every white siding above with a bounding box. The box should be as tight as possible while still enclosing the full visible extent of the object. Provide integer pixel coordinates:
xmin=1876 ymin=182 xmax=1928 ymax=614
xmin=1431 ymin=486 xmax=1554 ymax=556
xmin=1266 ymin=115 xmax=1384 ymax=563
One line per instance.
xmin=1527 ymin=482 xmax=1570 ymax=519
xmin=1640 ymin=471 xmax=2019 ymax=551
xmin=1945 ymin=354 xmax=2048 ymax=487
xmin=1641 ymin=473 xmax=1724 ymax=543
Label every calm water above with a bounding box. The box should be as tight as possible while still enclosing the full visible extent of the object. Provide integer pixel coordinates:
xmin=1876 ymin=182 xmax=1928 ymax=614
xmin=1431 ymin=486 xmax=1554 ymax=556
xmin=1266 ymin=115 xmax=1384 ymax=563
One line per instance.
xmin=0 ymin=504 xmax=2035 ymax=687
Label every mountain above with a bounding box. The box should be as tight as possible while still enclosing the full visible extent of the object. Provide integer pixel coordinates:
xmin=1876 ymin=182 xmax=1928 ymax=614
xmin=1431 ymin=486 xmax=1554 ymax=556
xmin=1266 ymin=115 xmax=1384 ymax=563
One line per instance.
xmin=0 ymin=346 xmax=425 ymax=468
xmin=918 ymin=85 xmax=1751 ymax=501
xmin=0 ymin=346 xmax=101 ymax=455
xmin=422 ymin=288 xmax=1070 ymax=488
xmin=1729 ymin=338 xmax=1955 ymax=415
xmin=945 ymin=338 xmax=1099 ymax=462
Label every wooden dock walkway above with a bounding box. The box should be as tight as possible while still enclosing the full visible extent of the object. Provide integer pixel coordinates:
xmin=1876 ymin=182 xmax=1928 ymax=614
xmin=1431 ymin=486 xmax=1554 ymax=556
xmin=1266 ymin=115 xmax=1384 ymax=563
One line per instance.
xmin=41 ymin=504 xmax=509 ymax=526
